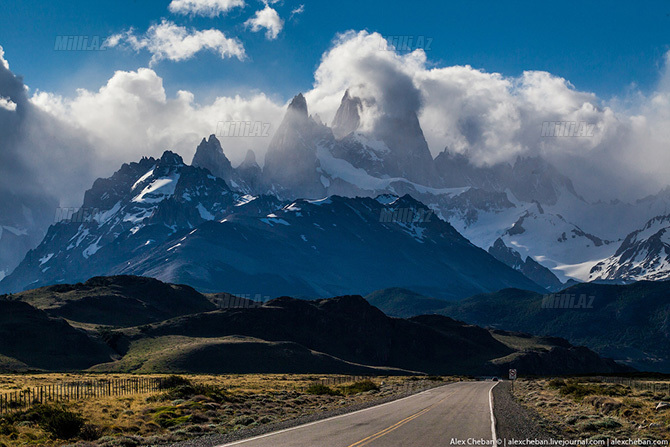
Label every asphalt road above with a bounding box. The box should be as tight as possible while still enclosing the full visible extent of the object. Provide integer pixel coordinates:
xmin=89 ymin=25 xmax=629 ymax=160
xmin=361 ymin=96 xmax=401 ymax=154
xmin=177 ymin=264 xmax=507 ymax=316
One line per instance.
xmin=219 ymin=381 xmax=499 ymax=447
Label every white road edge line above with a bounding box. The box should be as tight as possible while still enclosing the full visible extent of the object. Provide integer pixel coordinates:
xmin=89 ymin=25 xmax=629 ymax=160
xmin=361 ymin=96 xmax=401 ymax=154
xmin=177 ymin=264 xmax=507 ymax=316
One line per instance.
xmin=489 ymin=381 xmax=500 ymax=444
xmin=217 ymin=383 xmax=455 ymax=446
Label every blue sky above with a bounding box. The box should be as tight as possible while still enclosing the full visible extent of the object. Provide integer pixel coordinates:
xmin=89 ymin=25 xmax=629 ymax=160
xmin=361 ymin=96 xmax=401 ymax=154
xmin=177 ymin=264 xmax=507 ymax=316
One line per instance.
xmin=1 ymin=0 xmax=669 ymax=102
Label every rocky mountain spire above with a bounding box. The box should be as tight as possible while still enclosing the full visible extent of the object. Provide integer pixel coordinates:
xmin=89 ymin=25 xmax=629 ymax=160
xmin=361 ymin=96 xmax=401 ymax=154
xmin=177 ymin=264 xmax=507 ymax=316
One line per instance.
xmin=332 ymin=89 xmax=362 ymax=139
xmin=287 ymin=93 xmax=308 ymax=117
xmin=262 ymin=93 xmax=328 ymax=198
xmin=239 ymin=149 xmax=258 ymax=169
xmin=372 ymin=109 xmax=438 ymax=186
xmin=237 ymin=149 xmax=262 ymax=191
xmin=191 ymin=134 xmax=234 ymax=180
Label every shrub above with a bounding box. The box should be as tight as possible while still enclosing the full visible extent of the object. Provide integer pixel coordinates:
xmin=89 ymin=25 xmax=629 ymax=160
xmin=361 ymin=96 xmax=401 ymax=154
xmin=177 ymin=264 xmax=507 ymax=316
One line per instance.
xmin=547 ymin=378 xmax=567 ymax=389
xmin=159 ymin=375 xmax=193 ymax=390
xmin=343 ymin=380 xmax=379 ymax=395
xmin=79 ymin=423 xmax=104 ymax=441
xmin=158 ymin=383 xmax=238 ymax=404
xmin=306 ymin=384 xmax=342 ymax=396
xmin=7 ymin=404 xmax=84 ymax=439
xmin=152 ymin=407 xmax=190 ymax=428
xmin=40 ymin=406 xmax=85 ymax=439
xmin=558 ymin=382 xmax=629 ymax=400
xmin=579 ymin=417 xmax=622 ymax=431
xmin=0 ymin=420 xmax=17 ymax=436
xmin=232 ymin=416 xmax=255 ymax=426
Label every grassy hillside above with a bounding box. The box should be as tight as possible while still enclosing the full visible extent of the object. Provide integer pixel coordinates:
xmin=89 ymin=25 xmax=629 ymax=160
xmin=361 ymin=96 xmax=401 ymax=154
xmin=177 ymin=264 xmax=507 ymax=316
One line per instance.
xmin=0 ymin=299 xmax=114 ymax=370
xmin=0 ymin=276 xmax=632 ymax=375
xmin=365 ymin=288 xmax=449 ymax=317
xmin=90 ymin=335 xmax=416 ymax=375
xmin=12 ymin=275 xmax=217 ymax=327
xmin=438 ymin=281 xmax=670 ymax=372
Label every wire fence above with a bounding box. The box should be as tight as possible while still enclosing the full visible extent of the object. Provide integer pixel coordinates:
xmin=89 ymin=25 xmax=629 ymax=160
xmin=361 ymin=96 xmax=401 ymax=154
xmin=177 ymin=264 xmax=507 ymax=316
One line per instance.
xmin=592 ymin=376 xmax=670 ymax=393
xmin=0 ymin=377 xmax=165 ymax=415
xmin=311 ymin=376 xmax=368 ymax=387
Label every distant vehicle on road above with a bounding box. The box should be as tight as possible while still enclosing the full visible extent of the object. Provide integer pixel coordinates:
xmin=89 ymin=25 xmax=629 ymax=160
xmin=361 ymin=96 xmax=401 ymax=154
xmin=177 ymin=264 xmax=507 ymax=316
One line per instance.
xmin=492 ymin=377 xmax=499 ymax=381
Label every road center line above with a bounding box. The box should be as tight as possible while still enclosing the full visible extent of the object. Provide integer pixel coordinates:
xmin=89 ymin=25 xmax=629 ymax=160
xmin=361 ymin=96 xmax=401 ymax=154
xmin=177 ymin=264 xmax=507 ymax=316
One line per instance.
xmin=346 ymin=394 xmax=451 ymax=447
xmin=219 ymin=384 xmax=453 ymax=446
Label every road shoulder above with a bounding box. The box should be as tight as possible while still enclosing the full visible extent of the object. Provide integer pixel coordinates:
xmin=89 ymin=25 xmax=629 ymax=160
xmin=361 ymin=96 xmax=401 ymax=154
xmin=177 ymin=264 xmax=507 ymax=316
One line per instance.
xmin=493 ymin=381 xmax=553 ymax=442
xmin=169 ymin=381 xmax=448 ymax=447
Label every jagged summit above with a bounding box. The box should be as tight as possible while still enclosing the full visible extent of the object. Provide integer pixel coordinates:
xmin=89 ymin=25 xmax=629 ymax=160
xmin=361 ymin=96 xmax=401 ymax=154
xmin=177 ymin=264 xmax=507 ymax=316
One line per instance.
xmin=332 ymin=89 xmax=362 ymax=139
xmin=191 ymin=134 xmax=233 ymax=180
xmin=239 ymin=149 xmax=258 ymax=169
xmin=262 ymin=92 xmax=328 ymax=198
xmin=236 ymin=149 xmax=262 ymax=191
xmin=590 ymin=214 xmax=670 ymax=282
xmin=190 ymin=135 xmax=261 ymax=193
xmin=158 ymin=150 xmax=185 ymax=167
xmin=488 ymin=238 xmax=563 ymax=291
xmin=287 ymin=93 xmax=308 ymax=116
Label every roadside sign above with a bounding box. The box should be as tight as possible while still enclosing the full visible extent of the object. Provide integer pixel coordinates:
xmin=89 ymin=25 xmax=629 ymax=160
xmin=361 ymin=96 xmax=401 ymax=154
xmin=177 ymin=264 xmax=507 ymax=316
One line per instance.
xmin=509 ymin=369 xmax=517 ymax=380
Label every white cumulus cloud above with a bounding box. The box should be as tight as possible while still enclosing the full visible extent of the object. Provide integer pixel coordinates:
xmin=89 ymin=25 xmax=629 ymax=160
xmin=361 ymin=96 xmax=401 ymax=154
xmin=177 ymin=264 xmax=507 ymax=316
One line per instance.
xmin=7 ymin=29 xmax=670 ymax=205
xmin=168 ymin=0 xmax=246 ymax=17
xmin=0 ymin=45 xmax=9 ymax=70
xmin=31 ymin=68 xmax=285 ymax=176
xmin=304 ymin=31 xmax=670 ymax=200
xmin=106 ymin=20 xmax=246 ymax=65
xmin=0 ymin=96 xmax=16 ymax=112
xmin=245 ymin=5 xmax=284 ymax=40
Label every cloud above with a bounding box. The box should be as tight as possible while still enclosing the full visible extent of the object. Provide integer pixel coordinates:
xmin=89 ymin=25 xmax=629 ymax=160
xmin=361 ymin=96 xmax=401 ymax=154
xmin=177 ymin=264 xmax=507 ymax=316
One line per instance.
xmin=106 ymin=20 xmax=246 ymax=65
xmin=6 ymin=29 xmax=670 ymax=209
xmin=290 ymin=4 xmax=304 ymax=19
xmin=168 ymin=0 xmax=246 ymax=17
xmin=0 ymin=45 xmax=9 ymax=70
xmin=31 ymin=67 xmax=285 ymax=183
xmin=0 ymin=96 xmax=16 ymax=112
xmin=304 ymin=31 xmax=670 ymax=201
xmin=245 ymin=5 xmax=284 ymax=40
xmin=306 ymin=31 xmax=427 ymax=133
xmin=0 ymin=48 xmax=89 ymax=216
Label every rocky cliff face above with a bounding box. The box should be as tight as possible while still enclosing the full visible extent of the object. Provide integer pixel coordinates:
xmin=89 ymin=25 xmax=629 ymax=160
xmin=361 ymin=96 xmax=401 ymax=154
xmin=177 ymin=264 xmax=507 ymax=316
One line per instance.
xmin=191 ymin=134 xmax=234 ymax=182
xmin=262 ymin=94 xmax=330 ymax=199
xmin=0 ymin=151 xmax=241 ymax=292
xmin=331 ymin=89 xmax=362 ymax=139
xmin=488 ymin=238 xmax=563 ymax=291
xmin=590 ymin=215 xmax=670 ymax=282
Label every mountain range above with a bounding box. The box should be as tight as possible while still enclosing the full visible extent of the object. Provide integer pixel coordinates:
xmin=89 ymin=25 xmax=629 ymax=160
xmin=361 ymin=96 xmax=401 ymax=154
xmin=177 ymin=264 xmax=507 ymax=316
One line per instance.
xmin=0 ymin=276 xmax=629 ymax=376
xmin=365 ymin=281 xmax=670 ymax=372
xmin=174 ymin=90 xmax=670 ymax=287
xmin=0 ymin=148 xmax=541 ymax=299
xmin=4 ymin=89 xmax=670 ymax=291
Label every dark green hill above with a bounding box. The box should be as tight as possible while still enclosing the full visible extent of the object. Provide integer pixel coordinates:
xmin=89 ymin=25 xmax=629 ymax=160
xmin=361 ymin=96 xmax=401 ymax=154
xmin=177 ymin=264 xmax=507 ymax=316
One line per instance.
xmin=0 ymin=276 xmax=632 ymax=375
xmin=90 ymin=335 xmax=416 ymax=375
xmin=12 ymin=275 xmax=217 ymax=327
xmin=0 ymin=299 xmax=114 ymax=370
xmin=130 ymin=293 xmax=628 ymax=376
xmin=365 ymin=288 xmax=448 ymax=317
xmin=437 ymin=281 xmax=670 ymax=372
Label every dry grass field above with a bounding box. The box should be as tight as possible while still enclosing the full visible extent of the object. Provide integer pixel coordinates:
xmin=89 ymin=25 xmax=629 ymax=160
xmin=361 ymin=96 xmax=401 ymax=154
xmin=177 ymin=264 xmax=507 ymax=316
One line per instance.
xmin=0 ymin=373 xmax=450 ymax=446
xmin=513 ymin=378 xmax=670 ymax=441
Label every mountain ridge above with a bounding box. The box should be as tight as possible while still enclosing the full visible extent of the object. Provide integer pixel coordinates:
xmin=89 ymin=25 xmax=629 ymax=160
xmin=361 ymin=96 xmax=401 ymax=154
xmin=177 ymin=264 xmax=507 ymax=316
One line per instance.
xmin=1 ymin=276 xmax=630 ymax=376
